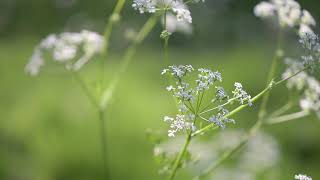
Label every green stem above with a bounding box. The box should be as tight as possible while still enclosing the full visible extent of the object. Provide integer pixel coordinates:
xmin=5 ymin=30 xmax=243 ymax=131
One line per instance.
xmin=99 ymin=15 xmax=159 ymax=109
xmin=164 ymin=37 xmax=169 ymax=65
xmin=269 ymin=101 xmax=293 ymax=118
xmin=267 ymin=110 xmax=310 ymax=124
xmin=73 ymin=72 xmax=99 ymax=108
xmin=101 ymin=0 xmax=127 ymax=90
xmin=168 ymin=132 xmax=192 ymax=180
xmin=163 ymin=10 xmax=170 ymax=66
xmin=258 ymin=29 xmax=284 ymax=120
xmin=99 ymin=110 xmax=109 ymax=180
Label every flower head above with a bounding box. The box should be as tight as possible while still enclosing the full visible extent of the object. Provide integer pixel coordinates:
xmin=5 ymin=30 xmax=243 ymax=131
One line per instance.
xmin=254 ymin=0 xmax=316 ymax=37
xmin=25 ymin=30 xmax=104 ymax=76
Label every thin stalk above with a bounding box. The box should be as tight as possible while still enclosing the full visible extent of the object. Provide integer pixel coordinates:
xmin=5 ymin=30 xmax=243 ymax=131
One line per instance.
xmin=100 ymin=15 xmax=159 ymax=109
xmin=269 ymin=101 xmax=293 ymax=118
xmin=99 ymin=110 xmax=109 ymax=180
xmin=73 ymin=72 xmax=99 ymax=108
xmin=163 ymin=10 xmax=170 ymax=65
xmin=258 ymin=29 xmax=283 ymax=120
xmin=168 ymin=132 xmax=192 ymax=180
xmin=101 ymin=0 xmax=127 ymax=89
xmin=267 ymin=110 xmax=310 ymax=124
xmin=200 ymin=98 xmax=236 ymax=115
xmin=164 ymin=37 xmax=169 ymax=65
xmin=97 ymin=1 xmax=126 ymax=179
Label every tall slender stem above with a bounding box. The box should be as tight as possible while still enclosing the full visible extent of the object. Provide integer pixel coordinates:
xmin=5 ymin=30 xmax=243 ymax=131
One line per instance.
xmin=100 ymin=15 xmax=159 ymax=109
xmin=73 ymin=72 xmax=99 ymax=108
xmin=101 ymin=0 xmax=127 ymax=90
xmin=168 ymin=132 xmax=192 ymax=180
xmin=163 ymin=10 xmax=170 ymax=66
xmin=97 ymin=1 xmax=127 ymax=179
xmin=99 ymin=110 xmax=109 ymax=180
xmin=258 ymin=29 xmax=283 ymax=120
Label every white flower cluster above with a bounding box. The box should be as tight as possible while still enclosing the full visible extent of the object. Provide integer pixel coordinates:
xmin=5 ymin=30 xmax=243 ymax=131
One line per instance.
xmin=208 ymin=107 xmax=235 ymax=129
xmin=133 ymin=0 xmax=204 ymax=24
xmin=163 ymin=13 xmax=193 ymax=35
xmin=232 ymin=82 xmax=252 ymax=106
xmin=282 ymin=59 xmax=320 ymax=118
xmin=299 ymin=33 xmax=320 ymax=69
xmin=295 ymin=174 xmax=312 ymax=180
xmin=164 ymin=114 xmax=196 ymax=137
xmin=162 ymin=65 xmax=252 ymax=137
xmin=254 ymin=0 xmax=316 ymax=37
xmin=196 ymin=68 xmax=222 ymax=92
xmin=25 ymin=30 xmax=104 ymax=76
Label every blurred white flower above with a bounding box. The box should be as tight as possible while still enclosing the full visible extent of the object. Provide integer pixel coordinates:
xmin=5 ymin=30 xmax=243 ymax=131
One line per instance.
xmin=163 ymin=13 xmax=193 ymax=34
xmin=25 ymin=30 xmax=104 ymax=76
xmin=301 ymin=10 xmax=316 ymax=26
xmin=132 ymin=0 xmax=203 ymax=24
xmin=295 ymin=174 xmax=312 ymax=180
xmin=254 ymin=0 xmax=316 ymax=37
xmin=283 ymin=59 xmax=320 ymax=118
xmin=240 ymin=131 xmax=280 ymax=172
xmin=254 ymin=2 xmax=275 ymax=18
xmin=299 ymin=24 xmax=315 ymax=37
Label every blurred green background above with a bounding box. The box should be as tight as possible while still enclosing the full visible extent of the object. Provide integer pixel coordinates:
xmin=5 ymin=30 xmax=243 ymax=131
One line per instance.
xmin=1 ymin=0 xmax=320 ymax=179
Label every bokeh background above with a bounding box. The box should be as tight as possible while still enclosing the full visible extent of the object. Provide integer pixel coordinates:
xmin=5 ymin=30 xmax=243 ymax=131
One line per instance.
xmin=1 ymin=0 xmax=320 ymax=179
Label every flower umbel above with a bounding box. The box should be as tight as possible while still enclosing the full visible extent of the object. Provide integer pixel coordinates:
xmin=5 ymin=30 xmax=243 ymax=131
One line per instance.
xmin=254 ymin=0 xmax=316 ymax=37
xmin=25 ymin=30 xmax=104 ymax=76
xmin=162 ymin=65 xmax=252 ymax=137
